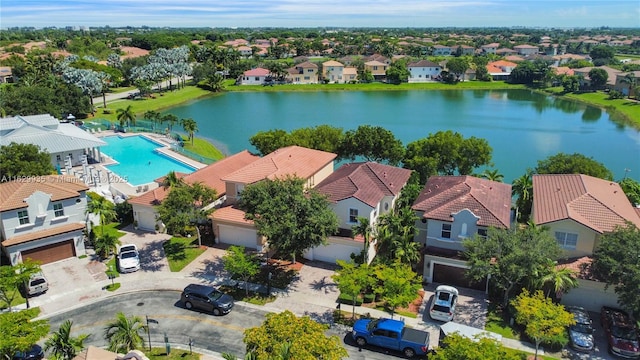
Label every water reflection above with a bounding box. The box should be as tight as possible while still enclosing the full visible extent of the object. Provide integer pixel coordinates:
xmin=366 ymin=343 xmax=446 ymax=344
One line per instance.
xmin=581 ymin=106 xmax=602 ymax=123
xmin=553 ymin=98 xmax=582 ymax=115
xmin=440 ymin=90 xmax=464 ymax=101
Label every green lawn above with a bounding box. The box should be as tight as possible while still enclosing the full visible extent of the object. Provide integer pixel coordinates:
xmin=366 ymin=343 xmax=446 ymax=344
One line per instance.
xmin=218 ymin=285 xmax=277 ymax=305
xmin=162 ymin=237 xmax=206 ymax=272
xmin=485 ymin=304 xmax=521 ymax=340
xmin=147 ymin=347 xmax=200 ymax=360
xmin=180 ymin=136 xmax=225 ymax=161
xmin=93 ymin=222 xmax=127 ymax=240
xmin=0 ymin=287 xmax=26 ymax=310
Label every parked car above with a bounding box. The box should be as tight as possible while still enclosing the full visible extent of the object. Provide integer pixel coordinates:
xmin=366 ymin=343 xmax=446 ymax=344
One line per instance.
xmin=601 ymin=306 xmax=640 ymax=358
xmin=429 ymin=285 xmax=458 ymax=322
xmin=566 ymin=306 xmax=595 ymax=352
xmin=13 ymin=344 xmax=44 ymax=360
xmin=180 ymin=284 xmax=234 ymax=316
xmin=352 ymin=317 xmax=430 ymax=358
xmin=117 ymin=244 xmax=140 ymax=273
xmin=20 ymin=272 xmax=48 ymax=297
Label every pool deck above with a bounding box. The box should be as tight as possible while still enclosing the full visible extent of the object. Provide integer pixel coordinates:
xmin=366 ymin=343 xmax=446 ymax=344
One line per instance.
xmin=69 ymin=130 xmax=208 ymax=200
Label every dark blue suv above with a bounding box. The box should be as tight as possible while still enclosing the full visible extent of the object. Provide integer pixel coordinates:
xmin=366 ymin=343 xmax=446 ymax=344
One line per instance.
xmin=180 ymin=284 xmax=234 ymax=316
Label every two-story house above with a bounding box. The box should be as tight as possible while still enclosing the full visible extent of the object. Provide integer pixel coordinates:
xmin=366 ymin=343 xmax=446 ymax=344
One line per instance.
xmin=285 ymin=61 xmax=319 ymax=84
xmin=1 ymin=175 xmax=89 ymax=265
xmin=212 ymin=146 xmax=336 ymax=252
xmin=531 ymin=174 xmax=640 ymax=311
xmin=312 ymin=162 xmax=412 ymax=264
xmin=432 ymin=45 xmax=453 ymax=56
xmin=407 ymin=60 xmax=441 ymax=83
xmin=480 ymin=43 xmax=500 ymax=54
xmin=513 ymin=44 xmax=539 ymax=56
xmin=364 ymin=60 xmax=387 ymax=81
xmin=237 ymin=67 xmax=270 ymax=85
xmin=412 ymin=176 xmax=512 ymax=291
xmin=322 ymin=60 xmax=345 ymax=84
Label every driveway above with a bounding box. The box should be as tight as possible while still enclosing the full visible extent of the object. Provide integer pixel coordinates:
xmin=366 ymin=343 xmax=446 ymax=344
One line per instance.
xmin=36 ymin=256 xmax=106 ymax=308
xmin=421 ymin=283 xmax=488 ymax=329
xmin=116 ymin=225 xmax=171 ymax=273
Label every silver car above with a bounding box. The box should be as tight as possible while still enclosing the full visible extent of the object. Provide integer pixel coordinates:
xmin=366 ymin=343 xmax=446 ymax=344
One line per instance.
xmin=117 ymin=244 xmax=141 ymax=273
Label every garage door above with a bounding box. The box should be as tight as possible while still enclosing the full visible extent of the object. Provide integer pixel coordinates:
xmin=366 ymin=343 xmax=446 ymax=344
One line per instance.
xmin=218 ymin=225 xmax=258 ymax=249
xmin=433 ymin=263 xmax=486 ymax=291
xmin=307 ymin=243 xmax=361 ymax=264
xmin=22 ymin=240 xmax=75 ymax=264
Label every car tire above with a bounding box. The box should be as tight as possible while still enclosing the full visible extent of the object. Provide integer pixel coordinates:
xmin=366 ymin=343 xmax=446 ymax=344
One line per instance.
xmin=185 ymin=301 xmax=193 ymax=310
xmin=403 ymin=348 xmax=416 ymax=358
xmin=355 ymin=337 xmax=367 ymax=347
xmin=213 ymin=308 xmax=221 ymax=316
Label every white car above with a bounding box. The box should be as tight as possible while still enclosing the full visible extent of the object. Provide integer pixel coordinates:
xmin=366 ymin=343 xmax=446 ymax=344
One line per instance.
xmin=429 ymin=285 xmax=459 ymax=322
xmin=117 ymin=244 xmax=141 ymax=273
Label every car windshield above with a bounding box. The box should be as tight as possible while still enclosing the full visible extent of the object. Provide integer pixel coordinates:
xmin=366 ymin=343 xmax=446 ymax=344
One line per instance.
xmin=121 ymin=246 xmax=136 ymax=253
xmin=208 ymin=290 xmax=223 ymax=301
xmin=366 ymin=319 xmax=381 ymax=332
xmin=433 ymin=305 xmax=450 ymax=313
xmin=121 ymin=251 xmax=137 ymax=259
xmin=571 ymin=323 xmax=593 ymax=334
xmin=612 ymin=326 xmax=639 ymax=340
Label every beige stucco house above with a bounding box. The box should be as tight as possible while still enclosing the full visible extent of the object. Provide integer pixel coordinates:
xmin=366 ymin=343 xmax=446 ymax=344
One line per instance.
xmin=322 ymin=60 xmax=345 ymax=83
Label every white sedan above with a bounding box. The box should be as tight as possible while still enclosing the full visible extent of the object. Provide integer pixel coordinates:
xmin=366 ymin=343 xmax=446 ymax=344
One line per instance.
xmin=117 ymin=244 xmax=141 ymax=273
xmin=429 ymin=285 xmax=459 ymax=322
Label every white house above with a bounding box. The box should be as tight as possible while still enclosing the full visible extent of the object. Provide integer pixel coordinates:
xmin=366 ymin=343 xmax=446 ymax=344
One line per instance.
xmin=412 ymin=176 xmax=512 ymax=291
xmin=322 ymin=60 xmax=345 ymax=84
xmin=0 ymin=175 xmax=89 ymax=265
xmin=513 ymin=44 xmax=539 ymax=56
xmin=407 ymin=60 xmax=442 ymax=83
xmin=237 ymin=67 xmax=270 ymax=85
xmin=312 ymin=162 xmax=413 ymax=264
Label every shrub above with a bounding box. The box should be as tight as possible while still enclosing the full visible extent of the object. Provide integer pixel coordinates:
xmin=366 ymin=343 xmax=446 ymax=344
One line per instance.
xmin=338 ymin=292 xmax=363 ymax=306
xmin=363 ymin=293 xmax=376 ymax=303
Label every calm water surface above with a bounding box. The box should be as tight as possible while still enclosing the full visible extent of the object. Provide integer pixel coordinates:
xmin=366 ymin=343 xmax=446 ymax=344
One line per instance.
xmin=165 ymin=89 xmax=640 ymax=183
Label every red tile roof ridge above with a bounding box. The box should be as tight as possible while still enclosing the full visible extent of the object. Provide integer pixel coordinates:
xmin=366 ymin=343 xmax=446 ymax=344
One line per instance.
xmin=0 ymin=175 xmax=89 ymax=212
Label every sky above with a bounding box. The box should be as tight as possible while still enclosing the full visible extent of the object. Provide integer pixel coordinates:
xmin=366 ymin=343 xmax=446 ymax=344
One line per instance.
xmin=1 ymin=0 xmax=639 ymax=29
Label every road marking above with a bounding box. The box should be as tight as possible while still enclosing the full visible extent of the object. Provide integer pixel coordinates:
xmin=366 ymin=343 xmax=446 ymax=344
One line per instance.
xmin=70 ymin=313 xmax=246 ymax=332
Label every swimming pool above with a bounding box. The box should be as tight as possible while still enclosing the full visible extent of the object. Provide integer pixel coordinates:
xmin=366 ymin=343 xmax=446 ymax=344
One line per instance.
xmin=101 ymin=135 xmax=196 ymax=186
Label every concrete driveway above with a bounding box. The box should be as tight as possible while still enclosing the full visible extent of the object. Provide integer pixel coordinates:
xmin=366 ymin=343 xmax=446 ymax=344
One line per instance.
xmin=36 ymin=256 xmax=106 ymax=308
xmin=421 ymin=283 xmax=488 ymax=329
xmin=116 ymin=225 xmax=171 ymax=273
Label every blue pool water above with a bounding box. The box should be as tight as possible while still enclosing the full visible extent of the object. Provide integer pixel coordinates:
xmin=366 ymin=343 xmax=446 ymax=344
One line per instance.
xmin=101 ymin=135 xmax=196 ymax=186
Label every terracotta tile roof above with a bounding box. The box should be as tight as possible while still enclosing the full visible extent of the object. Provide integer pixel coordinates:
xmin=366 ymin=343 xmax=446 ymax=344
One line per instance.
xmin=504 ymin=55 xmax=525 ymax=62
xmin=408 ymin=60 xmax=440 ymax=68
xmin=490 ymin=60 xmax=518 ymax=67
xmin=244 ymin=68 xmax=269 ymax=76
xmin=222 ymin=146 xmax=336 ymax=185
xmin=322 ymin=60 xmax=344 ymax=67
xmin=486 ymin=64 xmax=503 ymax=73
xmin=556 ymin=256 xmax=600 ymax=281
xmin=296 ymin=61 xmax=318 ymax=69
xmin=315 ymin=162 xmax=412 ymax=207
xmin=532 ymin=174 xmax=640 ymax=233
xmin=553 ymin=66 xmax=574 ymax=76
xmin=130 ymin=150 xmax=259 ymax=206
xmin=2 ymin=222 xmax=85 ymax=246
xmin=412 ymin=176 xmax=512 ymax=228
xmin=211 ymin=204 xmax=254 ymax=225
xmin=0 ymin=175 xmax=89 ymax=212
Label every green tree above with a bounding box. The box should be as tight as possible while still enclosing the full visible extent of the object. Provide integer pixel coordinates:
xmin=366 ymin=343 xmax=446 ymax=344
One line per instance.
xmin=116 ymin=105 xmax=136 ymax=128
xmin=561 ymin=75 xmax=580 ymax=93
xmin=86 ymin=193 xmax=116 ymax=237
xmin=512 ymin=171 xmax=533 ymax=222
xmin=222 ymin=246 xmax=260 ymax=296
xmin=619 ymin=177 xmax=640 ymax=206
xmin=0 ymin=143 xmax=55 ymax=181
xmin=339 ymin=125 xmax=405 ymax=165
xmin=161 ymin=170 xmax=184 ymax=190
xmin=162 ymin=113 xmax=179 ymax=132
xmin=537 ymin=263 xmax=579 ymax=298
xmin=143 ymin=110 xmax=161 ymax=131
xmin=44 ymin=320 xmax=89 ymax=360
xmin=385 ymin=60 xmax=410 ymax=84
xmin=589 ymin=46 xmax=615 ymax=63
xmin=374 ymin=261 xmax=422 ymax=318
xmin=180 ymin=117 xmax=199 ymax=145
xmin=535 ymin=152 xmax=613 ymax=180
xmin=431 ymin=333 xmax=522 ymax=360
xmin=239 ymin=177 xmax=339 ymax=263
xmin=332 ymin=260 xmax=375 ymax=318
xmin=511 ymin=289 xmax=575 ymax=359
xmin=588 ymin=68 xmax=608 ymax=89
xmin=464 ymin=227 xmax=562 ymax=307
xmin=289 ymin=125 xmax=344 ymax=154
xmin=592 ymin=223 xmax=640 ymax=318
xmin=203 ymin=72 xmax=225 ymax=92
xmin=446 ymin=57 xmax=470 ymax=80
xmin=0 ymin=308 xmax=50 ymax=360
xmin=403 ymin=130 xmax=493 ymax=183
xmin=351 ymin=217 xmax=373 ymax=264
xmin=157 ymin=182 xmax=216 ymax=235
xmin=94 ymin=233 xmax=122 ymax=259
xmin=480 ymin=169 xmax=504 ymax=182
xmin=0 ymin=259 xmax=42 ymax=312
xmin=244 ymin=310 xmax=347 ymax=360
xmin=103 ymin=312 xmax=148 ymax=353
xmin=249 ymin=130 xmax=292 ymax=156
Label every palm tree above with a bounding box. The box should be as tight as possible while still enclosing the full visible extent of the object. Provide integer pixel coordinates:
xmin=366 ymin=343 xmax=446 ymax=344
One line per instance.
xmin=480 ymin=169 xmax=504 ymax=182
xmin=620 ymin=73 xmax=637 ymax=98
xmin=161 ymin=170 xmax=184 ymax=190
xmin=162 ymin=113 xmax=178 ymax=132
xmin=116 ymin=105 xmax=136 ymax=128
xmin=540 ymin=264 xmax=579 ymax=298
xmin=143 ymin=110 xmax=161 ymax=131
xmin=180 ymin=117 xmax=199 ymax=145
xmin=512 ymin=171 xmax=533 ymax=222
xmin=44 ymin=320 xmax=89 ymax=360
xmin=204 ymin=72 xmax=224 ymax=92
xmin=352 ymin=217 xmax=372 ymax=264
xmin=86 ymin=194 xmax=117 ymax=237
xmin=103 ymin=312 xmax=148 ymax=353
xmin=94 ymin=233 xmax=121 ymax=259
xmin=391 ymin=235 xmax=421 ymax=265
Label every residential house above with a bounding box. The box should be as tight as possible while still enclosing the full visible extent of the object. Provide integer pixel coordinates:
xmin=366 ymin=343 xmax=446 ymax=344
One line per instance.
xmin=364 ymin=60 xmax=387 ymax=81
xmin=343 ymin=67 xmax=358 ymax=83
xmin=0 ymin=66 xmax=12 ymax=83
xmin=496 ymin=48 xmax=517 ymax=57
xmin=312 ymin=162 xmax=412 ymax=264
xmin=365 ymin=54 xmax=391 ymax=65
xmin=322 ymin=60 xmax=345 ymax=83
xmin=480 ymin=43 xmax=500 ymax=54
xmin=486 ymin=60 xmax=518 ymax=81
xmin=412 ymin=176 xmax=512 ymax=291
xmin=531 ymin=174 xmax=640 ymax=311
xmin=573 ymin=66 xmax=621 ymax=88
xmin=237 ymin=45 xmax=253 ymax=57
xmin=0 ymin=175 xmax=89 ymax=265
xmin=0 ymin=114 xmax=106 ymax=169
xmin=612 ymin=70 xmax=640 ymax=96
xmin=451 ymin=45 xmax=475 ymax=56
xmin=513 ymin=44 xmax=539 ymax=56
xmin=407 ymin=60 xmax=441 ymax=83
xmin=212 ymin=146 xmax=336 ymax=251
xmin=129 ymin=150 xmax=259 ymax=232
xmin=285 ymin=61 xmax=319 ymax=84
xmin=432 ymin=45 xmax=453 ymax=56
xmin=237 ymin=67 xmax=270 ymax=85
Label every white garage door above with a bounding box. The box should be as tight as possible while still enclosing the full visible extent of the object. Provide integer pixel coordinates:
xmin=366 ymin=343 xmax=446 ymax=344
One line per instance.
xmin=136 ymin=210 xmax=157 ymax=231
xmin=218 ymin=225 xmax=258 ymax=249
xmin=306 ymin=243 xmax=361 ymax=264
xmin=560 ymin=280 xmax=619 ymax=313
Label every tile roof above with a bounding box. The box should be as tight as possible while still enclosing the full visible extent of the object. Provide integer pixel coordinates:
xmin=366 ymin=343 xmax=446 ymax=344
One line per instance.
xmin=211 ymin=204 xmax=254 ymax=225
xmin=2 ymin=222 xmax=85 ymax=246
xmin=408 ymin=60 xmax=440 ymax=68
xmin=129 ymin=150 xmax=259 ymax=206
xmin=0 ymin=175 xmax=89 ymax=212
xmin=322 ymin=60 xmax=344 ymax=67
xmin=315 ymin=162 xmax=412 ymax=207
xmin=556 ymin=256 xmax=600 ymax=281
xmin=532 ymin=174 xmax=640 ymax=233
xmin=243 ymin=68 xmax=270 ymax=76
xmin=412 ymin=176 xmax=512 ymax=228
xmin=296 ymin=61 xmax=318 ymax=69
xmin=222 ymin=146 xmax=336 ymax=185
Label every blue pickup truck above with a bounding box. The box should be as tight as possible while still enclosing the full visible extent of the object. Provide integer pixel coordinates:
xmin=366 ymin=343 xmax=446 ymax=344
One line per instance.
xmin=352 ymin=318 xmax=430 ymax=358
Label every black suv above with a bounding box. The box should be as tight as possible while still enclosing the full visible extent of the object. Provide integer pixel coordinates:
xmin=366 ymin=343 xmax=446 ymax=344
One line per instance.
xmin=180 ymin=284 xmax=234 ymax=316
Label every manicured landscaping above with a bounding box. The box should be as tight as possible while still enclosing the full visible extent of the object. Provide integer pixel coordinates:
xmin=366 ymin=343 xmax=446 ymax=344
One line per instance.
xmin=0 ymin=287 xmax=26 ymax=309
xmin=218 ymin=285 xmax=276 ymax=305
xmin=104 ymin=283 xmax=121 ymax=291
xmin=93 ymin=222 xmax=127 ymax=240
xmin=147 ymin=347 xmax=200 ymax=360
xmin=485 ymin=303 xmax=521 ymax=340
xmin=178 ymin=136 xmax=225 ymax=161
xmin=162 ymin=237 xmax=206 ymax=272
xmin=226 ymin=80 xmax=528 ymax=92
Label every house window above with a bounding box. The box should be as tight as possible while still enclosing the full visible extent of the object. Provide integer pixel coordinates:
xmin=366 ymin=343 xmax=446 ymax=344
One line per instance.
xmin=304 ymin=76 xmax=310 ymax=80
xmin=441 ymin=223 xmax=452 ymax=239
xmin=18 ymin=210 xmax=29 ymax=225
xmin=56 ymin=155 xmax=61 ymax=161
xmin=555 ymin=231 xmax=578 ymax=249
xmin=53 ymin=203 xmax=64 ymax=217
xmin=477 ymin=228 xmax=488 ymax=238
xmin=349 ymin=209 xmax=358 ymax=223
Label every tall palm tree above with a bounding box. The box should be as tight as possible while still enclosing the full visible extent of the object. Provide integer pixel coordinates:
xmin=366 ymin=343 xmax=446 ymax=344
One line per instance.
xmin=44 ymin=320 xmax=89 ymax=360
xmin=352 ymin=217 xmax=372 ymax=264
xmin=86 ymin=194 xmax=117 ymax=237
xmin=162 ymin=113 xmax=178 ymax=132
xmin=116 ymin=105 xmax=136 ymax=128
xmin=161 ymin=170 xmax=184 ymax=190
xmin=512 ymin=171 xmax=533 ymax=222
xmin=391 ymin=235 xmax=421 ymax=265
xmin=94 ymin=233 xmax=122 ymax=259
xmin=103 ymin=312 xmax=148 ymax=353
xmin=480 ymin=168 xmax=504 ymax=182
xmin=180 ymin=118 xmax=199 ymax=145
xmin=143 ymin=110 xmax=161 ymax=131
xmin=540 ymin=264 xmax=579 ymax=298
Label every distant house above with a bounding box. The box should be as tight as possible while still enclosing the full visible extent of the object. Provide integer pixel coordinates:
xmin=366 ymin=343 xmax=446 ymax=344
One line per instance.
xmin=322 ymin=60 xmax=345 ymax=83
xmin=364 ymin=60 xmax=387 ymax=80
xmin=238 ymin=67 xmax=270 ymax=85
xmin=432 ymin=45 xmax=453 ymax=56
xmin=313 ymin=162 xmax=412 ymax=264
xmin=237 ymin=45 xmax=253 ymax=57
xmin=486 ymin=60 xmax=518 ymax=81
xmin=573 ymin=66 xmax=621 ymax=88
xmin=407 ymin=60 xmax=441 ymax=83
xmin=496 ymin=48 xmax=517 ymax=56
xmin=451 ymin=45 xmax=475 ymax=56
xmin=480 ymin=43 xmax=500 ymax=54
xmin=412 ymin=176 xmax=512 ymax=291
xmin=0 ymin=66 xmax=12 ymax=83
xmin=612 ymin=70 xmax=640 ymax=96
xmin=0 ymin=175 xmax=89 ymax=265
xmin=343 ymin=67 xmax=358 ymax=83
xmin=285 ymin=61 xmax=319 ymax=84
xmin=513 ymin=44 xmax=539 ymax=56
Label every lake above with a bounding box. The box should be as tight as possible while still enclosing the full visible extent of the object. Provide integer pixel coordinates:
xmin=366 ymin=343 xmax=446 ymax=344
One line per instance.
xmin=165 ymin=89 xmax=640 ymax=183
